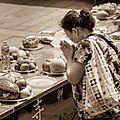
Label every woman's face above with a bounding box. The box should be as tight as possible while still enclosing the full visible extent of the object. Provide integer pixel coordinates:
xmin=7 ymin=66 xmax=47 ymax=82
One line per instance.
xmin=64 ymin=28 xmax=84 ymax=43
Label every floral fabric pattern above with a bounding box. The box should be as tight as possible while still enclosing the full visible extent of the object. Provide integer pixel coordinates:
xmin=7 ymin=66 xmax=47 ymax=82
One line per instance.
xmin=72 ymin=33 xmax=120 ymax=119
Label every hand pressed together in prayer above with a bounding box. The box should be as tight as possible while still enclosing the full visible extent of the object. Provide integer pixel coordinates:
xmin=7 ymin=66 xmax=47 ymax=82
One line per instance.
xmin=59 ymin=40 xmax=75 ymax=61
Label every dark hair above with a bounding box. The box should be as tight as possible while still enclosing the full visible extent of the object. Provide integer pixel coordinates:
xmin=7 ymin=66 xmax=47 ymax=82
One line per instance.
xmin=60 ymin=9 xmax=95 ymax=32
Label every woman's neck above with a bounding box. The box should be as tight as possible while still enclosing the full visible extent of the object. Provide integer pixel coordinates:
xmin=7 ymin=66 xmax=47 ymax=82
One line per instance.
xmin=83 ymin=29 xmax=93 ymax=38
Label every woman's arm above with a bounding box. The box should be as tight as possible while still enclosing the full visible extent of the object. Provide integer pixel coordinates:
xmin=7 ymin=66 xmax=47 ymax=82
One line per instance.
xmin=60 ymin=40 xmax=85 ymax=85
xmin=66 ymin=59 xmax=85 ymax=85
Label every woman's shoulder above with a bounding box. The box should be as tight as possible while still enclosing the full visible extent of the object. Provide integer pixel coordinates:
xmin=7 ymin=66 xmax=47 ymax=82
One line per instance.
xmin=76 ymin=40 xmax=91 ymax=53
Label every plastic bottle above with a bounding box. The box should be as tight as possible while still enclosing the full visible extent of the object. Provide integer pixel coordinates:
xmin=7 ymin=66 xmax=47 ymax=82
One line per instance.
xmin=0 ymin=56 xmax=2 ymax=72
xmin=1 ymin=41 xmax=9 ymax=55
xmin=1 ymin=41 xmax=10 ymax=71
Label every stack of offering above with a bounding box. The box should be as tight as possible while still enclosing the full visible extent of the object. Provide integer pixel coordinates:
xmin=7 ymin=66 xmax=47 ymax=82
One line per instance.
xmin=91 ymin=3 xmax=120 ymax=20
xmin=41 ymin=56 xmax=66 ymax=76
xmin=39 ymin=31 xmax=55 ymax=44
xmin=21 ymin=35 xmax=43 ymax=51
xmin=13 ymin=49 xmax=38 ymax=73
xmin=0 ymin=72 xmax=32 ymax=101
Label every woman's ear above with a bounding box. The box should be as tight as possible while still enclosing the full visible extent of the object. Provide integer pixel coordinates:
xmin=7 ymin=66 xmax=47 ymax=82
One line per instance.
xmin=72 ymin=28 xmax=77 ymax=33
xmin=72 ymin=28 xmax=78 ymax=35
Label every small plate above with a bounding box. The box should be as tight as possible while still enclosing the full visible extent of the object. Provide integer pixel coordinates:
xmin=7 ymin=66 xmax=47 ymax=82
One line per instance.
xmin=42 ymin=70 xmax=65 ymax=76
xmin=14 ymin=66 xmax=38 ymax=74
xmin=0 ymin=92 xmax=33 ymax=103
xmin=26 ymin=76 xmax=57 ymax=89
xmin=20 ymin=44 xmax=43 ymax=51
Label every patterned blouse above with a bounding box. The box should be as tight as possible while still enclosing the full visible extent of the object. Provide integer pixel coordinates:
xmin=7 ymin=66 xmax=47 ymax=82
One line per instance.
xmin=72 ymin=32 xmax=120 ymax=120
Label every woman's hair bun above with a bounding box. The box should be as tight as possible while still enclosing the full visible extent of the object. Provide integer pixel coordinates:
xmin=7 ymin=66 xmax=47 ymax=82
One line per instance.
xmin=79 ymin=9 xmax=95 ymax=31
xmin=80 ymin=9 xmax=90 ymax=20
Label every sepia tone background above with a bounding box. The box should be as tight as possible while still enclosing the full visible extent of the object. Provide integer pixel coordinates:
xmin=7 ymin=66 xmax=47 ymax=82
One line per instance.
xmin=0 ymin=0 xmax=93 ymax=43
xmin=0 ymin=0 xmax=119 ymax=120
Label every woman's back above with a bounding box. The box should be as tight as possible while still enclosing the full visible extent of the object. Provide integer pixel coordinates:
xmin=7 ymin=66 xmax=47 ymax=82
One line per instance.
xmin=72 ymin=32 xmax=120 ymax=119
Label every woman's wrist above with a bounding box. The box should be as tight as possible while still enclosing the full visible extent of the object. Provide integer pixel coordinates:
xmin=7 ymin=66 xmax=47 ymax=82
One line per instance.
xmin=68 ymin=58 xmax=73 ymax=62
xmin=67 ymin=59 xmax=73 ymax=68
xmin=66 ymin=57 xmax=73 ymax=62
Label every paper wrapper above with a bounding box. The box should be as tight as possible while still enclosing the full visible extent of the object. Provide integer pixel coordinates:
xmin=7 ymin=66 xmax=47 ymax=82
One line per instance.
xmin=51 ymin=30 xmax=74 ymax=48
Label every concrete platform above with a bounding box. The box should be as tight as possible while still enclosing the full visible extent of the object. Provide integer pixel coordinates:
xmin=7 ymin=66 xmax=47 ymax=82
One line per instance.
xmin=0 ymin=0 xmax=93 ymax=42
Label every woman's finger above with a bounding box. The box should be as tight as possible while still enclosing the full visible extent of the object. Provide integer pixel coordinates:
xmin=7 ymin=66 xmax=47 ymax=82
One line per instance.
xmin=60 ymin=41 xmax=66 ymax=47
xmin=63 ymin=41 xmax=71 ymax=48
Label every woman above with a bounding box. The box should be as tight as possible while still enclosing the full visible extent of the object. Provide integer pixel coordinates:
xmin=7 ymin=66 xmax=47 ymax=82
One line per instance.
xmin=59 ymin=9 xmax=120 ymax=120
